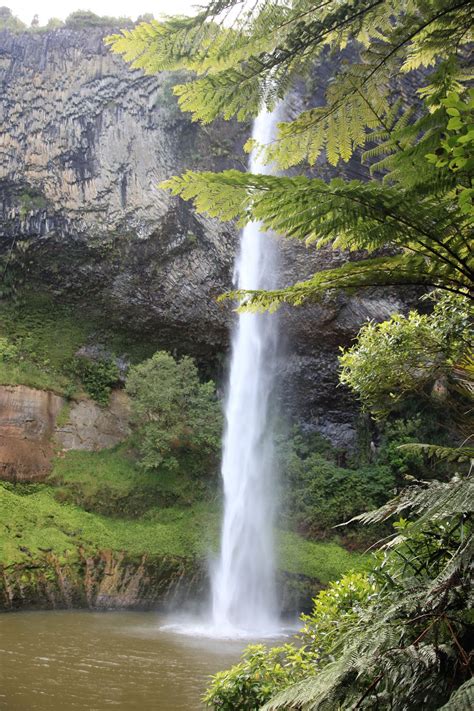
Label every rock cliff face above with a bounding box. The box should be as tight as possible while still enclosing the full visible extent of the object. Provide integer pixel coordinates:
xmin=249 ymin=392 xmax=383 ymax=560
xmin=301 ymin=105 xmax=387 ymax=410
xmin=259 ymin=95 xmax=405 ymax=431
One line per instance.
xmin=0 ymin=549 xmax=319 ymax=613
xmin=0 ymin=550 xmax=205 ymax=612
xmin=0 ymin=385 xmax=63 ymax=481
xmin=0 ymin=27 xmax=406 ymax=446
xmin=0 ymin=27 xmax=244 ymax=355
xmin=0 ymin=385 xmax=130 ymax=481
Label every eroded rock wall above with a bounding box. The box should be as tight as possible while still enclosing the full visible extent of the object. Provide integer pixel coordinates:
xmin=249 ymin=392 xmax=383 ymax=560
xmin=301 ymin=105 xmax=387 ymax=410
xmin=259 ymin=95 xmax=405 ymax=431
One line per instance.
xmin=0 ymin=550 xmax=205 ymax=611
xmin=0 ymin=385 xmax=130 ymax=481
xmin=0 ymin=549 xmax=320 ymax=613
xmin=0 ymin=385 xmax=63 ymax=481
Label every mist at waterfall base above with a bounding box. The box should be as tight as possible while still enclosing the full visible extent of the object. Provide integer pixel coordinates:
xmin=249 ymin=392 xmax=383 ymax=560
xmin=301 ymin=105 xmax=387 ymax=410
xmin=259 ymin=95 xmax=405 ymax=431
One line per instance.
xmin=161 ymin=106 xmax=288 ymax=640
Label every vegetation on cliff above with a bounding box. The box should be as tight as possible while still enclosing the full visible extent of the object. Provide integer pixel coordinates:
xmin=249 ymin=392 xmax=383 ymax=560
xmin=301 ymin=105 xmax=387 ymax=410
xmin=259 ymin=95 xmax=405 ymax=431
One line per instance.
xmin=0 ymin=292 xmax=165 ymax=401
xmin=0 ymin=447 xmax=363 ymax=596
xmin=0 ymin=6 xmax=144 ymax=33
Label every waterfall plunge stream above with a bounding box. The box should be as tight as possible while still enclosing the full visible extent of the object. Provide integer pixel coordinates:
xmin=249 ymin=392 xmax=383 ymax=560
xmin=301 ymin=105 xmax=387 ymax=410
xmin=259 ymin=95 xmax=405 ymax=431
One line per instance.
xmin=211 ymin=105 xmax=283 ymax=636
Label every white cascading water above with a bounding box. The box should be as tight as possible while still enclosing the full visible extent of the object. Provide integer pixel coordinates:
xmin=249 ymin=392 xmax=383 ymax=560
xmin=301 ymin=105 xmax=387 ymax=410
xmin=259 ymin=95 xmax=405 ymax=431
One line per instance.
xmin=211 ymin=105 xmax=283 ymax=635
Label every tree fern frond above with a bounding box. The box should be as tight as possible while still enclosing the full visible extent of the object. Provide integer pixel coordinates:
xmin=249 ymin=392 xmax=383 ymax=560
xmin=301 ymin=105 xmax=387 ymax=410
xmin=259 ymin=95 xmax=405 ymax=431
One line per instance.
xmin=220 ymin=255 xmax=470 ymax=313
xmin=347 ymin=477 xmax=474 ymax=526
xmin=398 ymin=443 xmax=474 ymax=463
xmin=438 ymin=677 xmax=474 ymax=709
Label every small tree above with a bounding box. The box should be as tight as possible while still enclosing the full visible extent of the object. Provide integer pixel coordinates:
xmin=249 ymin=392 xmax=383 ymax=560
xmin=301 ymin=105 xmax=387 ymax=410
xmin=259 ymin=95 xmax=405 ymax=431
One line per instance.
xmin=0 ymin=6 xmax=26 ymax=31
xmin=126 ymin=351 xmax=222 ymax=472
xmin=339 ymin=292 xmax=472 ymax=416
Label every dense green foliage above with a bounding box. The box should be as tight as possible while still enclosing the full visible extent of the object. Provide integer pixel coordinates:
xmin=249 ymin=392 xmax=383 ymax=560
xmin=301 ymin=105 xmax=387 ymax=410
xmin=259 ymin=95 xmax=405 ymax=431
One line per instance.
xmin=278 ymin=414 xmax=458 ymax=544
xmin=279 ymin=431 xmax=395 ymax=538
xmin=64 ymin=11 xmax=134 ymax=29
xmin=0 ymin=294 xmax=93 ymax=395
xmin=0 ymin=479 xmax=216 ymax=566
xmin=126 ymin=351 xmax=222 ymax=472
xmin=68 ymin=355 xmax=120 ymax=405
xmin=204 ymin=573 xmax=374 ymax=709
xmin=49 ymin=444 xmax=212 ymax=516
xmin=267 ymin=479 xmax=473 ymax=710
xmin=339 ymin=292 xmax=473 ymax=416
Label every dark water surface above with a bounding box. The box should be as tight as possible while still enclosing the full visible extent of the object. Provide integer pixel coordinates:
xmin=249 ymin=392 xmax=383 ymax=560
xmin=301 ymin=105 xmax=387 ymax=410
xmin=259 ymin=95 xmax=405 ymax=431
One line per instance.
xmin=0 ymin=610 xmax=256 ymax=711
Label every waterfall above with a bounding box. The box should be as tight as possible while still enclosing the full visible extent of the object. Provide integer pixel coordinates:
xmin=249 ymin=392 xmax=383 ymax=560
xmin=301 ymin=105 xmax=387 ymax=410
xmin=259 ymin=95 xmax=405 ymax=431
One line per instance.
xmin=211 ymin=105 xmax=283 ymax=635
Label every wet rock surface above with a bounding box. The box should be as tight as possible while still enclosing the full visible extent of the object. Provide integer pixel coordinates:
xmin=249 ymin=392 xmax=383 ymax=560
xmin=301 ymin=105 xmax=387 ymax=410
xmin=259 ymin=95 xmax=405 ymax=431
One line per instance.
xmin=0 ymin=550 xmax=205 ymax=611
xmin=0 ymin=549 xmax=321 ymax=614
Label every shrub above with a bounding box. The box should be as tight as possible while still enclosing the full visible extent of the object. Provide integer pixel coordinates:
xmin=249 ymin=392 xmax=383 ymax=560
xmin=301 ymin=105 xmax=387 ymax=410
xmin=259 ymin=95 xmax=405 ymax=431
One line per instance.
xmin=70 ymin=356 xmax=119 ymax=405
xmin=299 ymin=572 xmax=376 ymax=655
xmin=339 ymin=292 xmax=472 ymax=417
xmin=280 ymin=433 xmax=395 ymax=536
xmin=126 ymin=351 xmax=222 ymax=473
xmin=0 ymin=336 xmax=19 ymax=362
xmin=376 ymin=416 xmax=434 ymax=478
xmin=204 ymin=573 xmax=373 ymax=710
xmin=0 ymin=6 xmax=26 ymax=31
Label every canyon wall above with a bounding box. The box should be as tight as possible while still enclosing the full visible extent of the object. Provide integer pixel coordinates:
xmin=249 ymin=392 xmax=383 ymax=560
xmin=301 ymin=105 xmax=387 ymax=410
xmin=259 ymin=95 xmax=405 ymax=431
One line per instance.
xmin=0 ymin=26 xmax=406 ymax=447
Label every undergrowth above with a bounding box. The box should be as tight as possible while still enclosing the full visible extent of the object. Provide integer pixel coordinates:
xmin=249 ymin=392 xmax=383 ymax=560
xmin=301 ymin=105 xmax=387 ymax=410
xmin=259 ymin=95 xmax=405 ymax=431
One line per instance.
xmin=49 ymin=444 xmax=215 ymax=516
xmin=1 ymin=444 xmax=363 ymax=582
xmin=0 ymin=291 xmax=164 ymax=400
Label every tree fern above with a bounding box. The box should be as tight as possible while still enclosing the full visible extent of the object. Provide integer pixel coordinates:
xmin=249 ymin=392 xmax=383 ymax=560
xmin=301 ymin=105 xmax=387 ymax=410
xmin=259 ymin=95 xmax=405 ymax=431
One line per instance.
xmin=162 ymin=169 xmax=473 ymax=305
xmin=438 ymin=678 xmax=474 ymax=709
xmin=264 ymin=473 xmax=473 ymax=710
xmin=108 ymin=1 xmax=472 ymax=165
xmin=109 ymin=1 xmax=473 ymax=307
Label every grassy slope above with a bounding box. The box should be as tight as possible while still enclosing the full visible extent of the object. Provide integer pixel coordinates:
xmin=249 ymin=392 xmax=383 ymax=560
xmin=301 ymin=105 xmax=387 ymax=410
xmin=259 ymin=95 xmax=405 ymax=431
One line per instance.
xmin=1 ymin=448 xmax=365 ymax=583
xmin=0 ymin=292 xmax=159 ymax=396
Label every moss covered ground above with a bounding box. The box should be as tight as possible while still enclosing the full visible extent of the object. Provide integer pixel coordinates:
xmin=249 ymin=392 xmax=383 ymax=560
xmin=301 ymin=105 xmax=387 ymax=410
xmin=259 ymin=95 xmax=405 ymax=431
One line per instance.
xmin=0 ymin=292 xmax=161 ymax=397
xmin=1 ymin=446 xmax=364 ymax=583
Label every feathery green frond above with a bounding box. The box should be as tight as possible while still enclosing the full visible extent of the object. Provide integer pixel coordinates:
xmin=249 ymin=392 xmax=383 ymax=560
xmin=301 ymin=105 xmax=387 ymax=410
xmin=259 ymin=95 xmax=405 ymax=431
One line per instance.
xmin=399 ymin=443 xmax=474 ymax=463
xmin=438 ymin=678 xmax=474 ymax=710
xmin=347 ymin=476 xmax=474 ymax=526
xmin=108 ymin=0 xmax=473 ymax=167
xmin=162 ymin=169 xmax=473 ymax=305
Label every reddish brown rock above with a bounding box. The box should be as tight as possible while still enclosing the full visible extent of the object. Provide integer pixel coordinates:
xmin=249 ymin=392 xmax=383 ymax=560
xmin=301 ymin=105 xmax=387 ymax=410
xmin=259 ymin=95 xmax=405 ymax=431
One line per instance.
xmin=0 ymin=385 xmax=131 ymax=481
xmin=0 ymin=385 xmax=64 ymax=481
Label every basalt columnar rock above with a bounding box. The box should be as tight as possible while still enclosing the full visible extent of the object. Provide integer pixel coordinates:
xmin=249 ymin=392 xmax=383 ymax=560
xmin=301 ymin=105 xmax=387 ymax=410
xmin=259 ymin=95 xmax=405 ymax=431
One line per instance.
xmin=0 ymin=26 xmax=245 ymax=356
xmin=0 ymin=26 xmax=407 ymax=447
